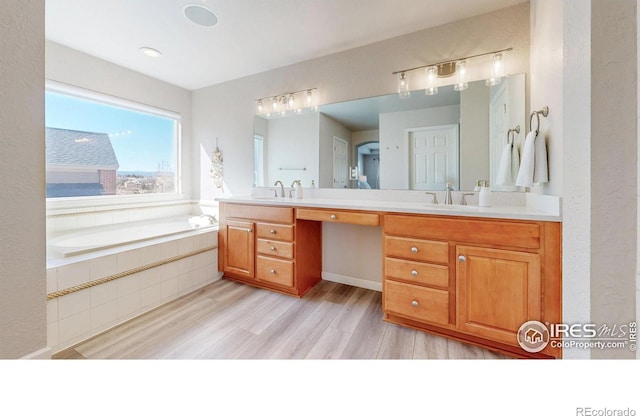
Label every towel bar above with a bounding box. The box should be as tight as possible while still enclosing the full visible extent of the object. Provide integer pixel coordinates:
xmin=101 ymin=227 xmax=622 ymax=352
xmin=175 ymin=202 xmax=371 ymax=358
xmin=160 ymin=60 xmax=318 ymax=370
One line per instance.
xmin=529 ymin=106 xmax=549 ymax=135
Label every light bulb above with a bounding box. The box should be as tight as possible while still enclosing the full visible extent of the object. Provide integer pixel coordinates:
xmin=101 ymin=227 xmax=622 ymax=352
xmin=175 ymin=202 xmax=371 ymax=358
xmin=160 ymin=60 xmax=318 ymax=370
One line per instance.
xmin=486 ymin=53 xmax=504 ymax=86
xmin=454 ymin=60 xmax=468 ymax=92
xmin=257 ymin=100 xmax=263 ymax=114
xmin=287 ymin=94 xmax=295 ymax=109
xmin=272 ymin=97 xmax=279 ymax=111
xmin=425 ymin=66 xmax=438 ymax=96
xmin=398 ymin=72 xmax=410 ymax=98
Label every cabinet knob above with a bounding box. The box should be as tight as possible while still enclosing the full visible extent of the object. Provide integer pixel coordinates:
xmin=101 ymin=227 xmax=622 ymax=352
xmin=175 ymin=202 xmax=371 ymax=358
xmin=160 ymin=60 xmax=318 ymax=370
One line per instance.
xmin=270 ymin=229 xmax=276 ymax=234
xmin=270 ymin=269 xmax=276 ymax=274
xmin=411 ymin=270 xmax=418 ymax=277
xmin=458 ymin=255 xmax=466 ymax=262
xmin=270 ymin=246 xmax=276 ymax=251
xmin=330 ymin=214 xmax=337 ymax=219
xmin=411 ymin=246 xmax=418 ymax=253
xmin=411 ymin=300 xmax=419 ymax=307
xmin=247 ymin=228 xmax=252 ymax=233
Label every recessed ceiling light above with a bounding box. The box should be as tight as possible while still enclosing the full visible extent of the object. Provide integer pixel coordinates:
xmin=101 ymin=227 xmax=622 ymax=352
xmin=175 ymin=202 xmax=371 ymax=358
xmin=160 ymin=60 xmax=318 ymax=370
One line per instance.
xmin=183 ymin=4 xmax=218 ymax=27
xmin=140 ymin=47 xmax=162 ymax=58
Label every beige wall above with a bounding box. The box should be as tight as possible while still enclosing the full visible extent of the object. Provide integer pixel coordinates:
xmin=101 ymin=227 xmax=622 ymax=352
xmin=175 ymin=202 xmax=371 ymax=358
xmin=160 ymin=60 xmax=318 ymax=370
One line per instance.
xmin=460 ymin=82 xmax=490 ymax=191
xmin=0 ymin=0 xmax=47 ymax=358
xmin=590 ymin=0 xmax=637 ymax=359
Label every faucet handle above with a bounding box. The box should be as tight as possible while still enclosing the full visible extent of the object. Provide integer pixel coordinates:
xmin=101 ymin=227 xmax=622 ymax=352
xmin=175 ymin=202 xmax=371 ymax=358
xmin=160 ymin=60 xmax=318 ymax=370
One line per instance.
xmin=460 ymin=193 xmax=475 ymax=205
xmin=424 ymin=192 xmax=438 ymax=204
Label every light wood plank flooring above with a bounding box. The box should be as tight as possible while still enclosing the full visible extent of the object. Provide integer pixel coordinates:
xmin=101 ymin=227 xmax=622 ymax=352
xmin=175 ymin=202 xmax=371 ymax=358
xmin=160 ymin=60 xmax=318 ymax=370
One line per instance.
xmin=53 ymin=279 xmax=508 ymax=359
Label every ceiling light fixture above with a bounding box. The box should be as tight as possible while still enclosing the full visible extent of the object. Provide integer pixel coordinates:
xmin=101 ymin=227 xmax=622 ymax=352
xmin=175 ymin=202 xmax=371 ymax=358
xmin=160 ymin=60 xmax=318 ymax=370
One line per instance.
xmin=183 ymin=4 xmax=218 ymax=27
xmin=255 ymin=88 xmax=318 ymax=117
xmin=393 ymin=47 xmax=512 ymax=97
xmin=140 ymin=47 xmax=162 ymax=58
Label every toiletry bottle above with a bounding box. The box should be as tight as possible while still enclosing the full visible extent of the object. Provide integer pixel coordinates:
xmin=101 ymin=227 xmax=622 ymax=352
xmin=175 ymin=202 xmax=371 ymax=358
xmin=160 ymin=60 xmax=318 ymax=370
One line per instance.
xmin=294 ymin=180 xmax=303 ymax=199
xmin=478 ymin=181 xmax=491 ymax=207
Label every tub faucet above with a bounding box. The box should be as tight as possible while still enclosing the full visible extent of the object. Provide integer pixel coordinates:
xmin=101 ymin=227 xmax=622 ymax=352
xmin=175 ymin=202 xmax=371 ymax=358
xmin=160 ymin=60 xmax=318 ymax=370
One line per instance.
xmin=274 ymin=180 xmax=285 ymax=197
xmin=199 ymin=214 xmax=216 ymax=225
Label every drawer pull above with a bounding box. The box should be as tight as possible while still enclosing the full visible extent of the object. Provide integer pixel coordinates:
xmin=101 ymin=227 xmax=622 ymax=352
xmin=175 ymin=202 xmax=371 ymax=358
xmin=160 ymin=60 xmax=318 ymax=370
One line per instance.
xmin=270 ymin=229 xmax=276 ymax=234
xmin=270 ymin=269 xmax=276 ymax=274
xmin=411 ymin=300 xmax=419 ymax=307
xmin=411 ymin=246 xmax=418 ymax=253
xmin=270 ymin=246 xmax=276 ymax=251
xmin=458 ymin=255 xmax=466 ymax=262
xmin=247 ymin=229 xmax=252 ymax=233
xmin=330 ymin=214 xmax=337 ymax=219
xmin=411 ymin=270 xmax=418 ymax=277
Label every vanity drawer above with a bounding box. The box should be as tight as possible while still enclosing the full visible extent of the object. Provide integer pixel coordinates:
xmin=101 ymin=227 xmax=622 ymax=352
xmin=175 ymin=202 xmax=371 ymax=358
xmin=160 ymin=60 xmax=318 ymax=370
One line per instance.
xmin=385 ymin=257 xmax=448 ymax=288
xmin=257 ymin=239 xmax=294 ymax=259
xmin=384 ymin=214 xmax=541 ymax=250
xmin=256 ymin=223 xmax=294 ymax=241
xmin=384 ymin=280 xmax=449 ymax=326
xmin=256 ymin=256 xmax=294 ymax=287
xmin=296 ymin=208 xmax=380 ymax=226
xmin=384 ymin=236 xmax=449 ymax=264
xmin=225 ymin=204 xmax=294 ymax=224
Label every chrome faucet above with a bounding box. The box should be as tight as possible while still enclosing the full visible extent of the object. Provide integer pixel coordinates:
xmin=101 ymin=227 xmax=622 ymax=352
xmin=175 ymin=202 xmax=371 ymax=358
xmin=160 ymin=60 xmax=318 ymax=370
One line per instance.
xmin=199 ymin=214 xmax=216 ymax=225
xmin=444 ymin=181 xmax=453 ymax=205
xmin=459 ymin=193 xmax=474 ymax=205
xmin=425 ymin=192 xmax=438 ymax=204
xmin=274 ymin=180 xmax=285 ymax=197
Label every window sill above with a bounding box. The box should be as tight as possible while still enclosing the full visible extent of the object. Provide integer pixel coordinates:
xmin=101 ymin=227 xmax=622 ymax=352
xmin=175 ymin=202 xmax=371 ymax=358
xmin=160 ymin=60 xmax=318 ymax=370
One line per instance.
xmin=46 ymin=193 xmax=192 ymax=216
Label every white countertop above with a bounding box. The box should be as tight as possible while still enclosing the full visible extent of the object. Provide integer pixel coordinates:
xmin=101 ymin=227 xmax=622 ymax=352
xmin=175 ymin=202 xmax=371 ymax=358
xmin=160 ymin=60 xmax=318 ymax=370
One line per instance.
xmin=216 ymin=195 xmax=562 ymax=222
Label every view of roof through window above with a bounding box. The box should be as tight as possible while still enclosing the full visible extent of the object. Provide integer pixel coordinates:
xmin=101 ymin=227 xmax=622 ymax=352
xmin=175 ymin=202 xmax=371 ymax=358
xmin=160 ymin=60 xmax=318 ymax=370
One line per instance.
xmin=45 ymin=91 xmax=178 ymax=198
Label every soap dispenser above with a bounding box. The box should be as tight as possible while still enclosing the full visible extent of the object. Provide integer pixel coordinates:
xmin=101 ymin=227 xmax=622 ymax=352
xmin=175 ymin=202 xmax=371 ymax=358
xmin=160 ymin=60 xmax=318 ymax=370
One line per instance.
xmin=478 ymin=180 xmax=491 ymax=207
xmin=294 ymin=180 xmax=303 ymax=199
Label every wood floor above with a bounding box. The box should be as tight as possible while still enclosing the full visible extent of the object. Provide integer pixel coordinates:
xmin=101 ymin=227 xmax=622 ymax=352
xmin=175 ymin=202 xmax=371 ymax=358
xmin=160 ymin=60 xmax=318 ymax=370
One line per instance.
xmin=53 ymin=278 xmax=508 ymax=359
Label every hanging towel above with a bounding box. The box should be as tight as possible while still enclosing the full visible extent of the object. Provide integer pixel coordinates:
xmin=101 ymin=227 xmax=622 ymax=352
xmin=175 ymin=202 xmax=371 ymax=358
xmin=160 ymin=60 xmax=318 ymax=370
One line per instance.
xmin=515 ymin=131 xmax=549 ymax=187
xmin=515 ymin=131 xmax=536 ymax=187
xmin=533 ymin=131 xmax=548 ymax=184
xmin=511 ymin=140 xmax=520 ymax=184
xmin=495 ymin=143 xmax=514 ymax=186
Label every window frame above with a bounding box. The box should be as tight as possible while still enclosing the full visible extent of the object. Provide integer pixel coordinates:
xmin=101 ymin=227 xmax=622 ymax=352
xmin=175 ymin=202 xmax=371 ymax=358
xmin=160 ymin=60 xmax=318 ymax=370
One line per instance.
xmin=45 ymin=80 xmax=185 ymax=210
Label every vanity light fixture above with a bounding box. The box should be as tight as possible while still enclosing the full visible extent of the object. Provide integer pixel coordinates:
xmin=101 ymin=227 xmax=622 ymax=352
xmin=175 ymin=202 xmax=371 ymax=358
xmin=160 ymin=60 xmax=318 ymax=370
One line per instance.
xmin=453 ymin=60 xmax=469 ymax=91
xmin=486 ymin=52 xmax=505 ymax=86
xmin=425 ymin=66 xmax=438 ymax=96
xmin=255 ymin=88 xmax=318 ymax=117
xmin=397 ymin=72 xmax=410 ymax=98
xmin=393 ymin=47 xmax=512 ymax=96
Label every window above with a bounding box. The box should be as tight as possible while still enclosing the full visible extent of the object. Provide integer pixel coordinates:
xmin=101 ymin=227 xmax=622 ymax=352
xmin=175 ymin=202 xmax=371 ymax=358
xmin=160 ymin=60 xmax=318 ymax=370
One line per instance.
xmin=45 ymin=84 xmax=180 ymax=198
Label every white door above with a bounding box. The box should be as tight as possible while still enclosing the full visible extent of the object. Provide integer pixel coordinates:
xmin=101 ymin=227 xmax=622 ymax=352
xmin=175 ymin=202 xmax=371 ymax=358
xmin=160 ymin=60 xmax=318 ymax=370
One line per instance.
xmin=409 ymin=124 xmax=459 ymax=191
xmin=333 ymin=136 xmax=348 ymax=188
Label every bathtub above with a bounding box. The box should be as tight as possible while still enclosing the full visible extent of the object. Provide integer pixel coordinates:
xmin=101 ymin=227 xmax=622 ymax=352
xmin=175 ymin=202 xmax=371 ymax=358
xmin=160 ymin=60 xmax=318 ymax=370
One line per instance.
xmin=46 ymin=214 xmax=220 ymax=353
xmin=48 ymin=215 xmax=216 ymax=258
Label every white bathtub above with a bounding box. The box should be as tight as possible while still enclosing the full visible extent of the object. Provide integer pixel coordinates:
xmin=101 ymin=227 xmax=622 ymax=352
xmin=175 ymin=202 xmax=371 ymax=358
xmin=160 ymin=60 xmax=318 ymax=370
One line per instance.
xmin=48 ymin=215 xmax=216 ymax=258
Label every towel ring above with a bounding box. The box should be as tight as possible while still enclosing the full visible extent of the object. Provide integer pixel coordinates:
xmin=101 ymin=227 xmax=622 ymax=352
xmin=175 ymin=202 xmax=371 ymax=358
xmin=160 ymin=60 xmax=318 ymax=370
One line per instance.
xmin=507 ymin=125 xmax=520 ymax=145
xmin=529 ymin=106 xmax=549 ymax=135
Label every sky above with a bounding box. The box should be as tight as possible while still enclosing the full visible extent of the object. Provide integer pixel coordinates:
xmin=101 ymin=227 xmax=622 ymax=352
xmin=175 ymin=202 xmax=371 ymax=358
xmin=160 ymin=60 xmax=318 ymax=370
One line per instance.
xmin=45 ymin=91 xmax=176 ymax=172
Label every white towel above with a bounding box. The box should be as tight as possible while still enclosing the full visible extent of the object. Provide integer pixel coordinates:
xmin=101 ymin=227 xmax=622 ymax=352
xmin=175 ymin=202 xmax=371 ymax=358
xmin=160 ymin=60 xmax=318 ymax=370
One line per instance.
xmin=533 ymin=131 xmax=548 ymax=184
xmin=495 ymin=143 xmax=514 ymax=186
xmin=511 ymin=141 xmax=520 ymax=184
xmin=515 ymin=131 xmax=549 ymax=187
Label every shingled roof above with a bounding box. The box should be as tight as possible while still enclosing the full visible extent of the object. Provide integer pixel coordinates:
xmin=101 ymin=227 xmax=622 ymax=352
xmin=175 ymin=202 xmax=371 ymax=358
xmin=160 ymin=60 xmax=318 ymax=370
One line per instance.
xmin=46 ymin=127 xmax=119 ymax=169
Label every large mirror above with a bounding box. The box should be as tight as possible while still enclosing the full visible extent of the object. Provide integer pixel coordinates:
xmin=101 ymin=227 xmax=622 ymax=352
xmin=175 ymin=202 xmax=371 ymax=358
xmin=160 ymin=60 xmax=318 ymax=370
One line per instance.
xmin=253 ymin=73 xmax=525 ymax=192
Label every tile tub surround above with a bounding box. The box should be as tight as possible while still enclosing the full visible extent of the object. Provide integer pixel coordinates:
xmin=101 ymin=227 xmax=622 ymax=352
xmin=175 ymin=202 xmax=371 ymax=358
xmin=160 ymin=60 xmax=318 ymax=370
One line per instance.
xmin=46 ymin=228 xmax=220 ymax=354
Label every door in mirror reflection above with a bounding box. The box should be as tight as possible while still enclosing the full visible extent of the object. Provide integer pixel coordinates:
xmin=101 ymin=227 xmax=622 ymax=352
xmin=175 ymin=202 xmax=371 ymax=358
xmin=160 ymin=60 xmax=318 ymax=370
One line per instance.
xmin=409 ymin=124 xmax=459 ymax=191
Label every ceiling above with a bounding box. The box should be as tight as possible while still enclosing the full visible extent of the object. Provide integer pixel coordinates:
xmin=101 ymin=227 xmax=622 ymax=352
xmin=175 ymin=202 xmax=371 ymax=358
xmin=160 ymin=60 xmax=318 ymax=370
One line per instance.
xmin=45 ymin=0 xmax=525 ymax=91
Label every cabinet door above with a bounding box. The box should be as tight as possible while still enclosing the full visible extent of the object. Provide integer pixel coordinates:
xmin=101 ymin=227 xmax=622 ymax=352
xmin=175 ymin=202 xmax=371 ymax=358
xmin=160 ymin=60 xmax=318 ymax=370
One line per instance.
xmin=224 ymin=220 xmax=255 ymax=279
xmin=457 ymin=246 xmax=541 ymax=347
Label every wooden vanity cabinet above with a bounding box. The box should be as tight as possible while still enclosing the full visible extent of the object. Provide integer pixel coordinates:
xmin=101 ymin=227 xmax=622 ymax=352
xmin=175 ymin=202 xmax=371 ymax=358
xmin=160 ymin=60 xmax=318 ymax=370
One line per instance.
xmin=383 ymin=214 xmax=562 ymax=359
xmin=218 ymin=202 xmax=322 ymax=297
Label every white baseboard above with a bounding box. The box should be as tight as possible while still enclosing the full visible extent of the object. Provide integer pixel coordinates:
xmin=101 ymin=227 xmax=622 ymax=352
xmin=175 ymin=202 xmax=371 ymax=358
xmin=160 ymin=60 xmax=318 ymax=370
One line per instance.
xmin=20 ymin=346 xmax=52 ymax=359
xmin=322 ymin=272 xmax=382 ymax=292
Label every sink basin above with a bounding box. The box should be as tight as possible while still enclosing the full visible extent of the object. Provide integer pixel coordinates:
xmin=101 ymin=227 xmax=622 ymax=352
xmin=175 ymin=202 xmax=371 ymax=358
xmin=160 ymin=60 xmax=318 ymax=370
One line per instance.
xmin=424 ymin=204 xmax=479 ymax=210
